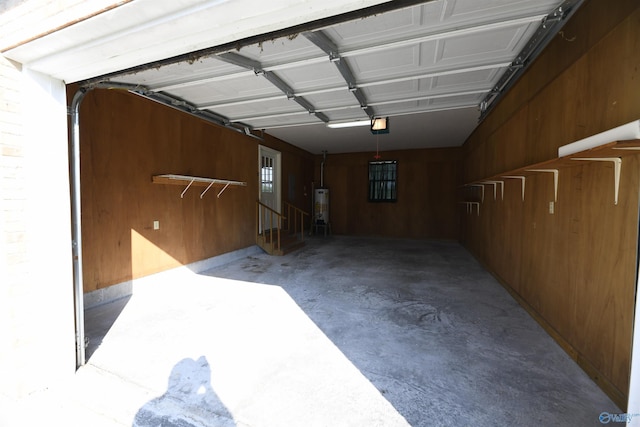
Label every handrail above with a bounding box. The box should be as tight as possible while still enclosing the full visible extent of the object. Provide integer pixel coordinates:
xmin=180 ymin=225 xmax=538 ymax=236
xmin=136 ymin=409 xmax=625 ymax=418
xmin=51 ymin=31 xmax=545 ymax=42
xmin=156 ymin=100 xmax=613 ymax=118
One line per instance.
xmin=256 ymin=200 xmax=284 ymax=254
xmin=257 ymin=200 xmax=285 ymax=218
xmin=283 ymin=201 xmax=309 ymax=242
xmin=256 ymin=200 xmax=309 ymax=255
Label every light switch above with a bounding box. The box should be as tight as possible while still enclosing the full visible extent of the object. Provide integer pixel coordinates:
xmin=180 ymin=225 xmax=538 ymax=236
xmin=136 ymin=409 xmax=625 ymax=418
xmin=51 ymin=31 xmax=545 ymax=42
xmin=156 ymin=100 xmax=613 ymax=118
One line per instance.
xmin=153 ymin=220 xmax=160 ymax=230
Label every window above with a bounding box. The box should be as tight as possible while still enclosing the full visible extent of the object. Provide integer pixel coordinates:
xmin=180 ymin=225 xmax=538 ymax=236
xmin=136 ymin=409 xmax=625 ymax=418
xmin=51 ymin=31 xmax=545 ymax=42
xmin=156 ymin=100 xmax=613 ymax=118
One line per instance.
xmin=261 ymin=155 xmax=274 ymax=193
xmin=369 ymin=160 xmax=397 ymax=202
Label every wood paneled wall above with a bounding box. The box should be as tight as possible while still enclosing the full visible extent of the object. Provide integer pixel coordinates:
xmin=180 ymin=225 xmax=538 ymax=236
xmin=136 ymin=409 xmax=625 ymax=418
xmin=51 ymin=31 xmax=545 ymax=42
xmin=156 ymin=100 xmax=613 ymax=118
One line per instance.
xmin=461 ymin=0 xmax=640 ymax=408
xmin=315 ymin=148 xmax=460 ymax=239
xmin=77 ymin=89 xmax=313 ymax=291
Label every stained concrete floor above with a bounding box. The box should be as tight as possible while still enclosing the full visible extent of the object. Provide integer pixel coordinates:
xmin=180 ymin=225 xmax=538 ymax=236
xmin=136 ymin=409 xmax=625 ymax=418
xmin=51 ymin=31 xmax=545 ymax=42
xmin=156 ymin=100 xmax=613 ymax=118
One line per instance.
xmin=2 ymin=236 xmax=620 ymax=426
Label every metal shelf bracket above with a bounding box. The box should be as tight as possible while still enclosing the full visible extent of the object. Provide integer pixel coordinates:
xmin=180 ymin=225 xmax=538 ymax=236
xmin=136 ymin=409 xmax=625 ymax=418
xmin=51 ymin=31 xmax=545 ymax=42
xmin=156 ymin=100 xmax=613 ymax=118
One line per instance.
xmin=469 ymin=184 xmax=485 ymax=203
xmin=200 ymin=182 xmax=215 ymax=199
xmin=460 ymin=201 xmax=480 ymax=216
xmin=153 ymin=174 xmax=247 ymax=199
xmin=571 ymin=157 xmax=622 ymax=205
xmin=502 ymin=176 xmax=526 ymax=201
xmin=181 ymin=179 xmax=195 ymax=198
xmin=217 ymin=182 xmax=231 ymax=198
xmin=470 ymin=201 xmax=480 ymax=216
xmin=482 ymin=180 xmax=504 ymax=201
xmin=525 ymin=169 xmax=558 ymax=202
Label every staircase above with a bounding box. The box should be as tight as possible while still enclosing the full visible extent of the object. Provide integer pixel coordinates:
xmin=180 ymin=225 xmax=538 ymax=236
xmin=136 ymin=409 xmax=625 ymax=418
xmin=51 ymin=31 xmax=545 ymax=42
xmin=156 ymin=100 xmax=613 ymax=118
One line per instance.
xmin=256 ymin=201 xmax=309 ymax=256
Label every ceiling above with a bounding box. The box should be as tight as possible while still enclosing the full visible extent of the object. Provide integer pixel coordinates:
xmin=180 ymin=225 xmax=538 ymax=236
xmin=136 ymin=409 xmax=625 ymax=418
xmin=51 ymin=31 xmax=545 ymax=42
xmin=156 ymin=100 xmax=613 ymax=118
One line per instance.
xmin=2 ymin=0 xmax=577 ymax=155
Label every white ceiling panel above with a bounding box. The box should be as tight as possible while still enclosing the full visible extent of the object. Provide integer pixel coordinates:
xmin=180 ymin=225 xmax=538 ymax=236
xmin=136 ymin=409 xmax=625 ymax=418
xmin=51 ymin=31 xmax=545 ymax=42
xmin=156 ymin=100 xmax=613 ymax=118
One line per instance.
xmin=247 ymin=114 xmax=322 ymax=129
xmin=361 ymin=80 xmax=422 ymax=99
xmin=436 ymin=24 xmax=535 ymax=65
xmin=170 ymin=74 xmax=281 ymax=105
xmin=213 ymin=98 xmax=300 ymax=121
xmin=235 ymin=35 xmax=320 ymax=65
xmin=348 ymin=46 xmax=421 ymax=80
xmin=431 ymin=67 xmax=506 ymax=90
xmin=325 ymin=4 xmax=424 ymax=48
xmin=304 ymin=90 xmax=358 ymax=110
xmin=445 ymin=0 xmax=562 ymax=22
xmin=266 ymin=107 xmax=482 ymax=154
xmin=2 ymin=0 xmax=575 ymax=154
xmin=116 ymin=59 xmax=246 ymax=89
xmin=2 ymin=0 xmax=393 ymax=82
xmin=276 ymin=62 xmax=345 ymax=91
xmin=324 ymin=107 xmax=370 ymax=122
xmin=372 ymin=97 xmax=473 ymax=117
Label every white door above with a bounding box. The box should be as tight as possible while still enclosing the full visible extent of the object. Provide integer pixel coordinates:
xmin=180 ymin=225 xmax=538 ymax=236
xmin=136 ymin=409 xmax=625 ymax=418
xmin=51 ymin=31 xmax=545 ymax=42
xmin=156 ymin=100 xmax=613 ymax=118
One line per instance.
xmin=258 ymin=145 xmax=281 ymax=232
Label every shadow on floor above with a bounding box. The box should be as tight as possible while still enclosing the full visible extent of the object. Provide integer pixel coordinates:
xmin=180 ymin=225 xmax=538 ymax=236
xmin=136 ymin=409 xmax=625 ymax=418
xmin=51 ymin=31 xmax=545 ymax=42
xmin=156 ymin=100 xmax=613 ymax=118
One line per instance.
xmin=133 ymin=356 xmax=235 ymax=427
xmin=200 ymin=236 xmax=620 ymax=427
xmin=84 ymin=296 xmax=131 ymax=360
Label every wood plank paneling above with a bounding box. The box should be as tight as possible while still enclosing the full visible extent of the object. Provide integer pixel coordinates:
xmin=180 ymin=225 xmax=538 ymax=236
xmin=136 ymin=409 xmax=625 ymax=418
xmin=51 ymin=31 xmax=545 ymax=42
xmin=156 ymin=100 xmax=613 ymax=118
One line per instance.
xmin=316 ymin=148 xmax=460 ymax=239
xmin=475 ymin=0 xmax=639 ymax=142
xmin=461 ymin=0 xmax=640 ymax=408
xmin=78 ymin=89 xmax=313 ymax=291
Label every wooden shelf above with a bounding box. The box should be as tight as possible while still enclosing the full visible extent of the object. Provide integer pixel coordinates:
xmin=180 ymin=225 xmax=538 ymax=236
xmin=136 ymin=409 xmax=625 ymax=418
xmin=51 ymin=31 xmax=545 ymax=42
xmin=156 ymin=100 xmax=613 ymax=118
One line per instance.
xmin=464 ymin=139 xmax=640 ymax=206
xmin=153 ymin=174 xmax=247 ymax=199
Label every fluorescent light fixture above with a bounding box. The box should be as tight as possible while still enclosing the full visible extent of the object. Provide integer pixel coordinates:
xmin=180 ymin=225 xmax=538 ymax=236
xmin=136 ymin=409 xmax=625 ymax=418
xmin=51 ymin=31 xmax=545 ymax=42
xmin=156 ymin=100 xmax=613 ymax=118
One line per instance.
xmin=371 ymin=117 xmax=389 ymax=134
xmin=327 ymin=120 xmax=371 ymax=129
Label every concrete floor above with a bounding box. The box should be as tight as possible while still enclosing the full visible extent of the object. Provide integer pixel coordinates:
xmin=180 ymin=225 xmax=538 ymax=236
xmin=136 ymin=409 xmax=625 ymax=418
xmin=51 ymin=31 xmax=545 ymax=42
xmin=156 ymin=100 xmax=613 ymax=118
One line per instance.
xmin=2 ymin=237 xmax=620 ymax=426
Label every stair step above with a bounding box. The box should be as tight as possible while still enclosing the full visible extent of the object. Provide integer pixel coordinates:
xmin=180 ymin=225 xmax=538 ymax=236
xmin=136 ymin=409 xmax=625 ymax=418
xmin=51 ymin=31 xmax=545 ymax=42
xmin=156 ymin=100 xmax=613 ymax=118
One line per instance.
xmin=257 ymin=231 xmax=305 ymax=256
xmin=280 ymin=240 xmax=305 ymax=255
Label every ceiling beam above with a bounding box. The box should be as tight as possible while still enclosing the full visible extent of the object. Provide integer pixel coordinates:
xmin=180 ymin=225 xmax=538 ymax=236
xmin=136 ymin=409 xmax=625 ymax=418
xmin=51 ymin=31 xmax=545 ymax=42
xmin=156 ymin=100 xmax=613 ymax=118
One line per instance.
xmin=217 ymin=51 xmax=328 ymax=123
xmin=246 ymin=103 xmax=479 ymax=130
xmin=217 ymin=52 xmax=263 ymax=73
xmin=227 ymin=89 xmax=486 ymax=123
xmin=197 ymin=61 xmax=509 ymax=110
xmin=117 ymin=12 xmax=543 ymax=94
xmin=303 ymin=30 xmax=375 ymax=118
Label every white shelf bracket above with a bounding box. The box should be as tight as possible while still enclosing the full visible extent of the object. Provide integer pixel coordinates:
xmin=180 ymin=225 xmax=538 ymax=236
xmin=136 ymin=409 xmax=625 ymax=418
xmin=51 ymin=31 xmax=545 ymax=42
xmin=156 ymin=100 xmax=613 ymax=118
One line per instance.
xmin=483 ymin=180 xmax=504 ymax=200
xmin=470 ymin=185 xmax=484 ymax=203
xmin=485 ymin=182 xmax=496 ymax=201
xmin=502 ymin=176 xmax=526 ymax=201
xmin=526 ymin=169 xmax=558 ymax=202
xmin=571 ymin=157 xmax=622 ymax=205
xmin=154 ymin=174 xmax=247 ymax=199
xmin=470 ymin=202 xmax=480 ymax=216
xmin=459 ymin=202 xmax=480 ymax=215
xmin=200 ymin=182 xmax=215 ymax=199
xmin=217 ymin=182 xmax=231 ymax=198
xmin=180 ymin=179 xmax=195 ymax=198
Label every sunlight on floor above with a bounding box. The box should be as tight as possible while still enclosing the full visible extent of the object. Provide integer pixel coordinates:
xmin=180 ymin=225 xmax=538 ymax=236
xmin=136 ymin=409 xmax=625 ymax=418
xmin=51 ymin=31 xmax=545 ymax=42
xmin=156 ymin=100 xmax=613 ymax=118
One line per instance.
xmin=90 ymin=272 xmax=410 ymax=426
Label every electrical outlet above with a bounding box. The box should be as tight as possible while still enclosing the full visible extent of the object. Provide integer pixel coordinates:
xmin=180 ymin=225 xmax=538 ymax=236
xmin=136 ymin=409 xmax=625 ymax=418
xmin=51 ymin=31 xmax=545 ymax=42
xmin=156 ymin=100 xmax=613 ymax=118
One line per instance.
xmin=549 ymin=201 xmax=555 ymax=214
xmin=153 ymin=220 xmax=160 ymax=230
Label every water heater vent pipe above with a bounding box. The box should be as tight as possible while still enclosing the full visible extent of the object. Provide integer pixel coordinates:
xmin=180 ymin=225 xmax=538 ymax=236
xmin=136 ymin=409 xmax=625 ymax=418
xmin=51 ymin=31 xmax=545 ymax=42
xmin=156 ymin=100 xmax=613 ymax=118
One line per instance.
xmin=321 ymin=150 xmax=327 ymax=187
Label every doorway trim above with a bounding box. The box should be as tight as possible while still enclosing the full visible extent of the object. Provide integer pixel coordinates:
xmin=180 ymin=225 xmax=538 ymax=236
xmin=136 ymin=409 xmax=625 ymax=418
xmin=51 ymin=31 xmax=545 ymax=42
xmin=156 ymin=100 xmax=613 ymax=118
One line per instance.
xmin=258 ymin=145 xmax=282 ymax=231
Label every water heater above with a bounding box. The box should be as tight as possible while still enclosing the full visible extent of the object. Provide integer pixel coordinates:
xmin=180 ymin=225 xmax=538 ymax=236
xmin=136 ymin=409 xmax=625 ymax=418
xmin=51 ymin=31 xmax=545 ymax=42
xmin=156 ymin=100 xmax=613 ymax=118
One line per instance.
xmin=314 ymin=189 xmax=329 ymax=224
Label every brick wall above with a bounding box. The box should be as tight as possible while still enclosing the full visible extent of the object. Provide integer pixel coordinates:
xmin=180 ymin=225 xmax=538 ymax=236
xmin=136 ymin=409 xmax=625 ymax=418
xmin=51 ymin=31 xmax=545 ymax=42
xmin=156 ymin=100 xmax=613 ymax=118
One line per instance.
xmin=0 ymin=56 xmax=29 ymax=395
xmin=0 ymin=57 xmax=76 ymax=398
